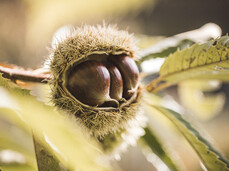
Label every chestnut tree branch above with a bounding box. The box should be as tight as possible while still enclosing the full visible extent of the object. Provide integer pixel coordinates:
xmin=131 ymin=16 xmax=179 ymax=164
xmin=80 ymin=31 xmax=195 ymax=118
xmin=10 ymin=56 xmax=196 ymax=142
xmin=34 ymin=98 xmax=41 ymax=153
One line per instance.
xmin=145 ymin=76 xmax=164 ymax=92
xmin=146 ymin=76 xmax=173 ymax=93
xmin=147 ymin=82 xmax=173 ymax=93
xmin=0 ymin=63 xmax=52 ymax=83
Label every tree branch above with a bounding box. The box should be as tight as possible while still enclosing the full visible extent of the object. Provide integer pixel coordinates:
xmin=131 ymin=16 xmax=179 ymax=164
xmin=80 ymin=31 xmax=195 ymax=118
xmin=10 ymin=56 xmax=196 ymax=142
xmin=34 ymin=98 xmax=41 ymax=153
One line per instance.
xmin=0 ymin=63 xmax=52 ymax=83
xmin=145 ymin=76 xmax=173 ymax=93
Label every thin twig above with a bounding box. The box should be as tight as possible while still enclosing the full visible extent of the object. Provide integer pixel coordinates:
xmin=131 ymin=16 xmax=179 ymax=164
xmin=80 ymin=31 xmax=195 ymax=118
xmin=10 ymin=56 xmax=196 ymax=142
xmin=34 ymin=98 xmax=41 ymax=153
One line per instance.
xmin=145 ymin=75 xmax=173 ymax=93
xmin=145 ymin=76 xmax=164 ymax=92
xmin=148 ymin=82 xmax=173 ymax=93
xmin=0 ymin=63 xmax=52 ymax=83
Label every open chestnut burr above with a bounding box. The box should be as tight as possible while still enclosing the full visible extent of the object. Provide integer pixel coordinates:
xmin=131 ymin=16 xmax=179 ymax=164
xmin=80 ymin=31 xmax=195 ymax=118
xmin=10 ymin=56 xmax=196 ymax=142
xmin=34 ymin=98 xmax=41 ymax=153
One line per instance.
xmin=66 ymin=54 xmax=139 ymax=107
xmin=49 ymin=25 xmax=142 ymax=138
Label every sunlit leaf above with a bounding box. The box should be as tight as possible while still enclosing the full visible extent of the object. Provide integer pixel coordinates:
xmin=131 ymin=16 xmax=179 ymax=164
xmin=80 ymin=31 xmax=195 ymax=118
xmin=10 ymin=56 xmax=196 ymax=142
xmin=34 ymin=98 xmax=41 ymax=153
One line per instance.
xmin=178 ymin=80 xmax=225 ymax=120
xmin=160 ymin=36 xmax=229 ymax=83
xmin=138 ymin=39 xmax=194 ymax=64
xmin=0 ymin=74 xmax=110 ymax=171
xmin=139 ymin=127 xmax=180 ymax=171
xmin=139 ymin=23 xmax=221 ymax=65
xmin=0 ymin=109 xmax=36 ymax=168
xmin=0 ymin=164 xmax=36 ymax=171
xmin=145 ymin=104 xmax=229 ymax=171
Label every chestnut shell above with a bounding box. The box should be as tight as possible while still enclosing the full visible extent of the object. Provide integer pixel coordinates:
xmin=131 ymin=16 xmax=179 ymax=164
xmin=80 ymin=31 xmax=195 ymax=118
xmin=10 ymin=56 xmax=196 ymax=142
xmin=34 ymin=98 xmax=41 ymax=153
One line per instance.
xmin=67 ymin=61 xmax=111 ymax=106
xmin=65 ymin=55 xmax=139 ymax=107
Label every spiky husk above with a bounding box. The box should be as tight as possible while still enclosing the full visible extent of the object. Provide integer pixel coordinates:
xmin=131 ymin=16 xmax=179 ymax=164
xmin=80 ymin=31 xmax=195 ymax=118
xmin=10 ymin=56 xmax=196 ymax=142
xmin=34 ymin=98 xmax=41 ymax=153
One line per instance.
xmin=49 ymin=24 xmax=142 ymax=138
xmin=99 ymin=110 xmax=147 ymax=158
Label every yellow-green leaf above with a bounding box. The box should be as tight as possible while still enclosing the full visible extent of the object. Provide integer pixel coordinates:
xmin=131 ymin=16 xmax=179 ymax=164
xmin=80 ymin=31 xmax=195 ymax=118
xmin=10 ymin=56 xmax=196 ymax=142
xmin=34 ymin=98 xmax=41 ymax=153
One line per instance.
xmin=160 ymin=36 xmax=229 ymax=83
xmin=0 ymin=109 xmax=36 ymax=168
xmin=138 ymin=39 xmax=194 ymax=64
xmin=0 ymin=74 xmax=110 ymax=171
xmin=0 ymin=164 xmax=36 ymax=171
xmin=178 ymin=80 xmax=225 ymax=120
xmin=145 ymin=104 xmax=229 ymax=171
xmin=139 ymin=126 xmax=180 ymax=171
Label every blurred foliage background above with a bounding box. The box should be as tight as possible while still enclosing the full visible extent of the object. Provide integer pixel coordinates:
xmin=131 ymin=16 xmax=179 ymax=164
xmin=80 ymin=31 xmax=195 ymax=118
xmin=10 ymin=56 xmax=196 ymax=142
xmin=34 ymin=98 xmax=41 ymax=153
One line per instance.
xmin=0 ymin=0 xmax=229 ymax=170
xmin=1 ymin=0 xmax=229 ymax=68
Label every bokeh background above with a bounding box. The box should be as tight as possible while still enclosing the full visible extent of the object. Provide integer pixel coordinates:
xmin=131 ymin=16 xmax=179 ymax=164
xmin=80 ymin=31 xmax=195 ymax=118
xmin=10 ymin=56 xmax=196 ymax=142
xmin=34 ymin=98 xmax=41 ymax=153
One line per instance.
xmin=1 ymin=0 xmax=229 ymax=68
xmin=0 ymin=0 xmax=229 ymax=170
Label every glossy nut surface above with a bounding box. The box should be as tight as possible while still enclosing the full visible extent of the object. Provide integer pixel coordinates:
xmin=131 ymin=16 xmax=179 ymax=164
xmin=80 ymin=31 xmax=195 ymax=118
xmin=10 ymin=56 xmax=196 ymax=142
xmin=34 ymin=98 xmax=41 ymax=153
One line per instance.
xmin=105 ymin=62 xmax=123 ymax=101
xmin=109 ymin=55 xmax=139 ymax=99
xmin=66 ymin=61 xmax=111 ymax=106
xmin=66 ymin=55 xmax=139 ymax=107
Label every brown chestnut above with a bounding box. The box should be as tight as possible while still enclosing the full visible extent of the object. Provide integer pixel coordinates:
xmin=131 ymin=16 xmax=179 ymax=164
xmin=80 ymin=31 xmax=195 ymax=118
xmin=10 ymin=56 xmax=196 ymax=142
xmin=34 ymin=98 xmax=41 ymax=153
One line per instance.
xmin=109 ymin=55 xmax=139 ymax=99
xmin=66 ymin=61 xmax=117 ymax=106
xmin=65 ymin=54 xmax=139 ymax=107
xmin=105 ymin=62 xmax=123 ymax=101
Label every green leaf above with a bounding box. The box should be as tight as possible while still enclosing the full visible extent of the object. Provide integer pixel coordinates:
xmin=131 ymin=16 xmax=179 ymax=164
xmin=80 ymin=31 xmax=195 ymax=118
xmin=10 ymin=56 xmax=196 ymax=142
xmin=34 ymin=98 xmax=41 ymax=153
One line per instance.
xmin=138 ymin=39 xmax=194 ymax=64
xmin=0 ymin=76 xmax=30 ymax=97
xmin=139 ymin=23 xmax=222 ymax=65
xmin=145 ymin=104 xmax=229 ymax=171
xmin=139 ymin=126 xmax=180 ymax=171
xmin=160 ymin=36 xmax=229 ymax=83
xmin=0 ymin=109 xmax=36 ymax=168
xmin=0 ymin=74 xmax=110 ymax=171
xmin=0 ymin=164 xmax=36 ymax=171
xmin=178 ymin=80 xmax=225 ymax=120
